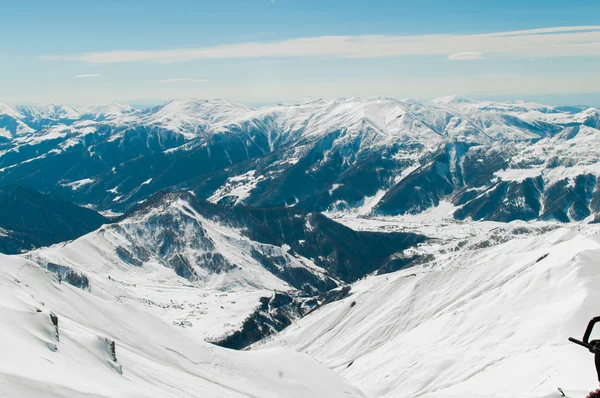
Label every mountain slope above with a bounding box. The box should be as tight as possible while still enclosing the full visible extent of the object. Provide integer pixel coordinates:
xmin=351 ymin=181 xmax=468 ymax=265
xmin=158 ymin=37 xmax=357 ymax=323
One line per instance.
xmin=0 ymin=185 xmax=107 ymax=254
xmin=258 ymin=224 xmax=600 ymax=397
xmin=0 ymin=252 xmax=365 ymax=398
xmin=118 ymin=191 xmax=427 ymax=285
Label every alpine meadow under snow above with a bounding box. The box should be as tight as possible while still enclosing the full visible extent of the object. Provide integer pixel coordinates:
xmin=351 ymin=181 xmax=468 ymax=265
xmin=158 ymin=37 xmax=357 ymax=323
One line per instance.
xmin=1 ymin=96 xmax=600 ymax=397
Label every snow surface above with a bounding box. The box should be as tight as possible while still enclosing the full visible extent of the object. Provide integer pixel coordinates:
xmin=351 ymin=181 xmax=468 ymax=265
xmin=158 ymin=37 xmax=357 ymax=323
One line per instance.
xmin=63 ymin=178 xmax=95 ymax=190
xmin=0 ymin=127 xmax=12 ymax=139
xmin=258 ymin=223 xmax=600 ymax=397
xmin=494 ymin=168 xmax=544 ymax=182
xmin=0 ymin=102 xmax=25 ymax=118
xmin=17 ymin=104 xmax=81 ymax=121
xmin=82 ymin=102 xmax=136 ymax=120
xmin=209 ymin=170 xmax=266 ymax=205
xmin=0 ymin=254 xmax=364 ymax=398
xmin=137 ymin=99 xmax=252 ymax=139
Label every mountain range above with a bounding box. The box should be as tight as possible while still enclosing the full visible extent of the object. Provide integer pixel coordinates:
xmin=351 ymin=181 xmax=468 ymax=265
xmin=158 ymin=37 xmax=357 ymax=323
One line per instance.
xmin=1 ymin=97 xmax=599 ymax=223
xmin=2 ymin=96 xmax=600 ymax=397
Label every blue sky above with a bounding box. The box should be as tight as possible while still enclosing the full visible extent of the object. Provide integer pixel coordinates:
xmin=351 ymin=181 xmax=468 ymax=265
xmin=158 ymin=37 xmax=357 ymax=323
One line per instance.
xmin=2 ymin=0 xmax=600 ymax=106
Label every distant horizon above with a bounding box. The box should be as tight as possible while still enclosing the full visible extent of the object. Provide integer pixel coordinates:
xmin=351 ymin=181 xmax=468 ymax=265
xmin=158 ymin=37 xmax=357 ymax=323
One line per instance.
xmin=4 ymin=93 xmax=600 ymax=110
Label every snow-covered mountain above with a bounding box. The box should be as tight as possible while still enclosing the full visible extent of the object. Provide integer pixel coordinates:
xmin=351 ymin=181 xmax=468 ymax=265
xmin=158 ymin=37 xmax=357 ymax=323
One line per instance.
xmin=81 ymin=102 xmax=137 ymax=121
xmin=2 ymin=96 xmax=600 ymax=397
xmin=0 ymin=97 xmax=599 ymax=224
xmin=16 ymin=104 xmax=81 ymax=127
xmin=256 ymin=214 xmax=600 ymax=397
xmin=0 ymin=103 xmax=35 ymax=140
xmin=0 ymin=102 xmax=25 ymax=119
xmin=21 ymin=189 xmax=423 ymax=345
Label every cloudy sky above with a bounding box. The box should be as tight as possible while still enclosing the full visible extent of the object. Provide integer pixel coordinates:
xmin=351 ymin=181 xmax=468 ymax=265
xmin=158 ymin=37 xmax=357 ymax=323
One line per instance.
xmin=3 ymin=0 xmax=600 ymax=106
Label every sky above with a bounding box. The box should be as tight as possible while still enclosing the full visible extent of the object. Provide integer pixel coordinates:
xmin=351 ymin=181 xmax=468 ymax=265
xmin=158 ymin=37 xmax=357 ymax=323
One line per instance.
xmin=2 ymin=0 xmax=600 ymax=106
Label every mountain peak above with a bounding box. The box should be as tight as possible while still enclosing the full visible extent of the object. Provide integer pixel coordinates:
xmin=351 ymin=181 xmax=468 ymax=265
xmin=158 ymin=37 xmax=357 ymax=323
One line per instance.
xmin=83 ymin=102 xmax=136 ymax=120
xmin=0 ymin=103 xmax=24 ymax=119
xmin=431 ymin=95 xmax=472 ymax=104
xmin=16 ymin=104 xmax=81 ymax=120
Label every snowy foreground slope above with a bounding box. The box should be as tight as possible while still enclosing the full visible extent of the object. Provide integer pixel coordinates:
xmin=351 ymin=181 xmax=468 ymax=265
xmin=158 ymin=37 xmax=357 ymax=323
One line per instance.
xmin=258 ymin=223 xmax=600 ymax=397
xmin=0 ymin=253 xmax=364 ymax=398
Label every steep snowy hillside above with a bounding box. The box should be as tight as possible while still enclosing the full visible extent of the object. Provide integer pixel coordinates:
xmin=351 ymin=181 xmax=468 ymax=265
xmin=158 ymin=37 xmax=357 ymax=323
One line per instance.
xmin=0 ymin=252 xmax=365 ymax=397
xmin=257 ymin=221 xmax=600 ymax=397
xmin=1 ymin=97 xmax=599 ymax=223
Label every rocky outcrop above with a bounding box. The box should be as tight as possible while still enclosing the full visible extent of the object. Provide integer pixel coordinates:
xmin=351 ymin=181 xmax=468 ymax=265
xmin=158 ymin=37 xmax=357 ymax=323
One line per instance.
xmin=211 ymin=286 xmax=352 ymax=350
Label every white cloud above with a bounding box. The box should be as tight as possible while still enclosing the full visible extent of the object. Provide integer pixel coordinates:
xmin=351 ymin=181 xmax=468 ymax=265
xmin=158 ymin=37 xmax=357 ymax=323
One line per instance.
xmin=156 ymin=78 xmax=208 ymax=83
xmin=43 ymin=26 xmax=600 ymax=64
xmin=75 ymin=74 xmax=101 ymax=78
xmin=448 ymin=52 xmax=484 ymax=61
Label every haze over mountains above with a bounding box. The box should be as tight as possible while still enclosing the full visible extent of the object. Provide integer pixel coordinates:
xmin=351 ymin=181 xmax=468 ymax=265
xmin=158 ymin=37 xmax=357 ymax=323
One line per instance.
xmin=2 ymin=96 xmax=600 ymax=397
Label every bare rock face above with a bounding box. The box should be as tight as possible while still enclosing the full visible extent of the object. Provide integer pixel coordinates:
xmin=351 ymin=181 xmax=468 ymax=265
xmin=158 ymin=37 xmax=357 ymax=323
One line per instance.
xmin=49 ymin=311 xmax=59 ymax=344
xmin=48 ymin=312 xmax=60 ymax=351
xmin=211 ymin=286 xmax=352 ymax=350
xmin=102 ymin=337 xmax=122 ymax=375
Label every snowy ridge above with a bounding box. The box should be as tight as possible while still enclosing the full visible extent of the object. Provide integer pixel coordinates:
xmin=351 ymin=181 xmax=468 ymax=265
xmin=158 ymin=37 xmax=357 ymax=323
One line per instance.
xmin=0 ymin=102 xmax=25 ymax=119
xmin=1 ymin=97 xmax=600 ymax=221
xmin=4 ymin=96 xmax=588 ymax=145
xmin=24 ymin=219 xmax=286 ymax=341
xmin=135 ymin=99 xmax=252 ymax=138
xmin=17 ymin=104 xmax=81 ymax=121
xmin=81 ymin=102 xmax=137 ymax=121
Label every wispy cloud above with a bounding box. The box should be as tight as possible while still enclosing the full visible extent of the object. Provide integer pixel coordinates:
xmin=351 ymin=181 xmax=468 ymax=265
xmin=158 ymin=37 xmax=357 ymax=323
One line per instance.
xmin=75 ymin=74 xmax=101 ymax=78
xmin=156 ymin=78 xmax=208 ymax=83
xmin=43 ymin=26 xmax=600 ymax=64
xmin=448 ymin=52 xmax=484 ymax=61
